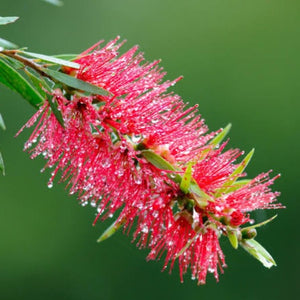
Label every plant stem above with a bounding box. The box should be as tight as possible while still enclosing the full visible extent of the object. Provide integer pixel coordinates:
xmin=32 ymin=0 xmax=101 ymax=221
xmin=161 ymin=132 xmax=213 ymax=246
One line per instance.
xmin=1 ymin=50 xmax=50 ymax=78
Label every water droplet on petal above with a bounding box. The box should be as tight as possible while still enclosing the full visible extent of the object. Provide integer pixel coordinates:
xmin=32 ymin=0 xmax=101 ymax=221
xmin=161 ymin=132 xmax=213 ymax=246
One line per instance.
xmin=141 ymin=225 xmax=149 ymax=233
xmin=101 ymin=158 xmax=111 ymax=168
xmin=135 ymin=177 xmax=142 ymax=185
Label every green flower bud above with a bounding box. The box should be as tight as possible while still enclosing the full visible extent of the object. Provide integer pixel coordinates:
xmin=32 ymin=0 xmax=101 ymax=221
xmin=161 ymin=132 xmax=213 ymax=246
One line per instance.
xmin=241 ymin=228 xmax=257 ymax=240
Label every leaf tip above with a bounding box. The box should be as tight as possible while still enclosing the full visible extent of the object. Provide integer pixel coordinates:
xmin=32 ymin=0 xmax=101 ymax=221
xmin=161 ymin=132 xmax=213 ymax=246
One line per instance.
xmin=0 ymin=113 xmax=6 ymax=130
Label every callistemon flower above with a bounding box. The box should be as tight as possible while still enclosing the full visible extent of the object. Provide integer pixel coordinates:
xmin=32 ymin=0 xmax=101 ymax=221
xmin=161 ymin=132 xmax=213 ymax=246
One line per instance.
xmin=66 ymin=37 xmax=215 ymax=162
xmin=145 ymin=148 xmax=282 ymax=284
xmin=147 ymin=211 xmax=225 ymax=285
xmin=18 ymin=90 xmax=179 ymax=220
xmin=17 ymin=37 xmax=283 ymax=285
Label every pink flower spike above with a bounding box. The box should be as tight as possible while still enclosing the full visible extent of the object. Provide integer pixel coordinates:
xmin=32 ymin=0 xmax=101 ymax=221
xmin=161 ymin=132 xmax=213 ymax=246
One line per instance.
xmin=17 ymin=37 xmax=283 ymax=285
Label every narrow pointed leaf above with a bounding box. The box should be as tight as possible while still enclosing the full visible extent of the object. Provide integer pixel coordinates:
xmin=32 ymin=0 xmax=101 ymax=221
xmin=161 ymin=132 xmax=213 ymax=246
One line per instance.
xmin=46 ymin=94 xmax=64 ymax=128
xmin=240 ymin=239 xmax=276 ymax=268
xmin=141 ymin=149 xmax=177 ymax=172
xmin=24 ymin=68 xmax=51 ymax=98
xmin=227 ymin=228 xmax=238 ymax=249
xmin=189 ymin=181 xmax=212 ymax=205
xmin=53 ymin=54 xmax=78 ymax=61
xmin=210 ymin=123 xmax=232 ymax=147
xmin=0 ymin=58 xmax=44 ymax=108
xmin=0 ymin=54 xmax=24 ymax=69
xmin=0 ymin=113 xmax=6 ymax=130
xmin=97 ymin=219 xmax=124 ymax=243
xmin=223 ymin=179 xmax=251 ymax=193
xmin=42 ymin=0 xmax=64 ymax=6
xmin=242 ymin=215 xmax=277 ymax=231
xmin=217 ymin=149 xmax=255 ymax=196
xmin=0 ymin=37 xmax=18 ymax=50
xmin=42 ymin=68 xmax=110 ymax=96
xmin=231 ymin=149 xmax=255 ymax=179
xmin=141 ymin=149 xmax=211 ymax=205
xmin=0 ymin=152 xmax=5 ymax=175
xmin=180 ymin=163 xmax=192 ymax=193
xmin=22 ymin=51 xmax=80 ymax=69
xmin=0 ymin=16 xmax=19 ymax=25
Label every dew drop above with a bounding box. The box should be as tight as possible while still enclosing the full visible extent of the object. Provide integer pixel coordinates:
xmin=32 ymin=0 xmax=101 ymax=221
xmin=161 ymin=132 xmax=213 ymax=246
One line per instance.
xmin=101 ymin=158 xmax=111 ymax=168
xmin=215 ymin=206 xmax=221 ymax=212
xmin=141 ymin=225 xmax=149 ymax=233
xmin=115 ymin=169 xmax=124 ymax=177
xmin=132 ymin=135 xmax=143 ymax=143
xmin=134 ymin=177 xmax=142 ymax=185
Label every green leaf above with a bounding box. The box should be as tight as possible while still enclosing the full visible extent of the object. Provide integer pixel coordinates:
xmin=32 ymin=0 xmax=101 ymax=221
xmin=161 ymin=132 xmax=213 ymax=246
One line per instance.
xmin=42 ymin=68 xmax=110 ymax=96
xmin=223 ymin=179 xmax=251 ymax=193
xmin=141 ymin=149 xmax=176 ymax=171
xmin=0 ymin=115 xmax=5 ymax=175
xmin=216 ymin=149 xmax=255 ymax=196
xmin=0 ymin=58 xmax=44 ymax=108
xmin=0 ymin=113 xmax=6 ymax=130
xmin=0 ymin=16 xmax=19 ymax=25
xmin=240 ymin=239 xmax=276 ymax=268
xmin=141 ymin=149 xmax=182 ymax=183
xmin=180 ymin=163 xmax=192 ymax=194
xmin=46 ymin=94 xmax=64 ymax=128
xmin=22 ymin=51 xmax=80 ymax=69
xmin=231 ymin=149 xmax=255 ymax=179
xmin=0 ymin=54 xmax=24 ymax=69
xmin=141 ymin=149 xmax=211 ymax=206
xmin=97 ymin=219 xmax=124 ymax=243
xmin=42 ymin=0 xmax=64 ymax=7
xmin=24 ymin=68 xmax=51 ymax=98
xmin=242 ymin=215 xmax=277 ymax=231
xmin=0 ymin=151 xmax=5 ymax=175
xmin=53 ymin=54 xmax=78 ymax=61
xmin=227 ymin=228 xmax=238 ymax=249
xmin=0 ymin=37 xmax=18 ymax=50
xmin=189 ymin=181 xmax=211 ymax=205
xmin=210 ymin=123 xmax=232 ymax=147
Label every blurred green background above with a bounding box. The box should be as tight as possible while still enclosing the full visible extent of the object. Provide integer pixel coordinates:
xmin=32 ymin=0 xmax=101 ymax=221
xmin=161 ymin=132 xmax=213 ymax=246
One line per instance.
xmin=0 ymin=0 xmax=299 ymax=299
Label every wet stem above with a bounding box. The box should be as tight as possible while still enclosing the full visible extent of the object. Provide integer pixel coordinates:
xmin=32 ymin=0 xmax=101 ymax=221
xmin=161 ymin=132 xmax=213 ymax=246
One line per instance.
xmin=1 ymin=50 xmax=49 ymax=77
xmin=0 ymin=49 xmax=75 ymax=94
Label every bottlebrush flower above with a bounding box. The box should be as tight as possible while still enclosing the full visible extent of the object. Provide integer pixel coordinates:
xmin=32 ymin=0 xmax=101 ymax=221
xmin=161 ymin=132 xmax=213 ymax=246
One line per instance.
xmin=16 ymin=37 xmax=283 ymax=285
xmin=142 ymin=148 xmax=282 ymax=284
xmin=65 ymin=37 xmax=215 ymax=162
xmin=147 ymin=212 xmax=226 ymax=285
